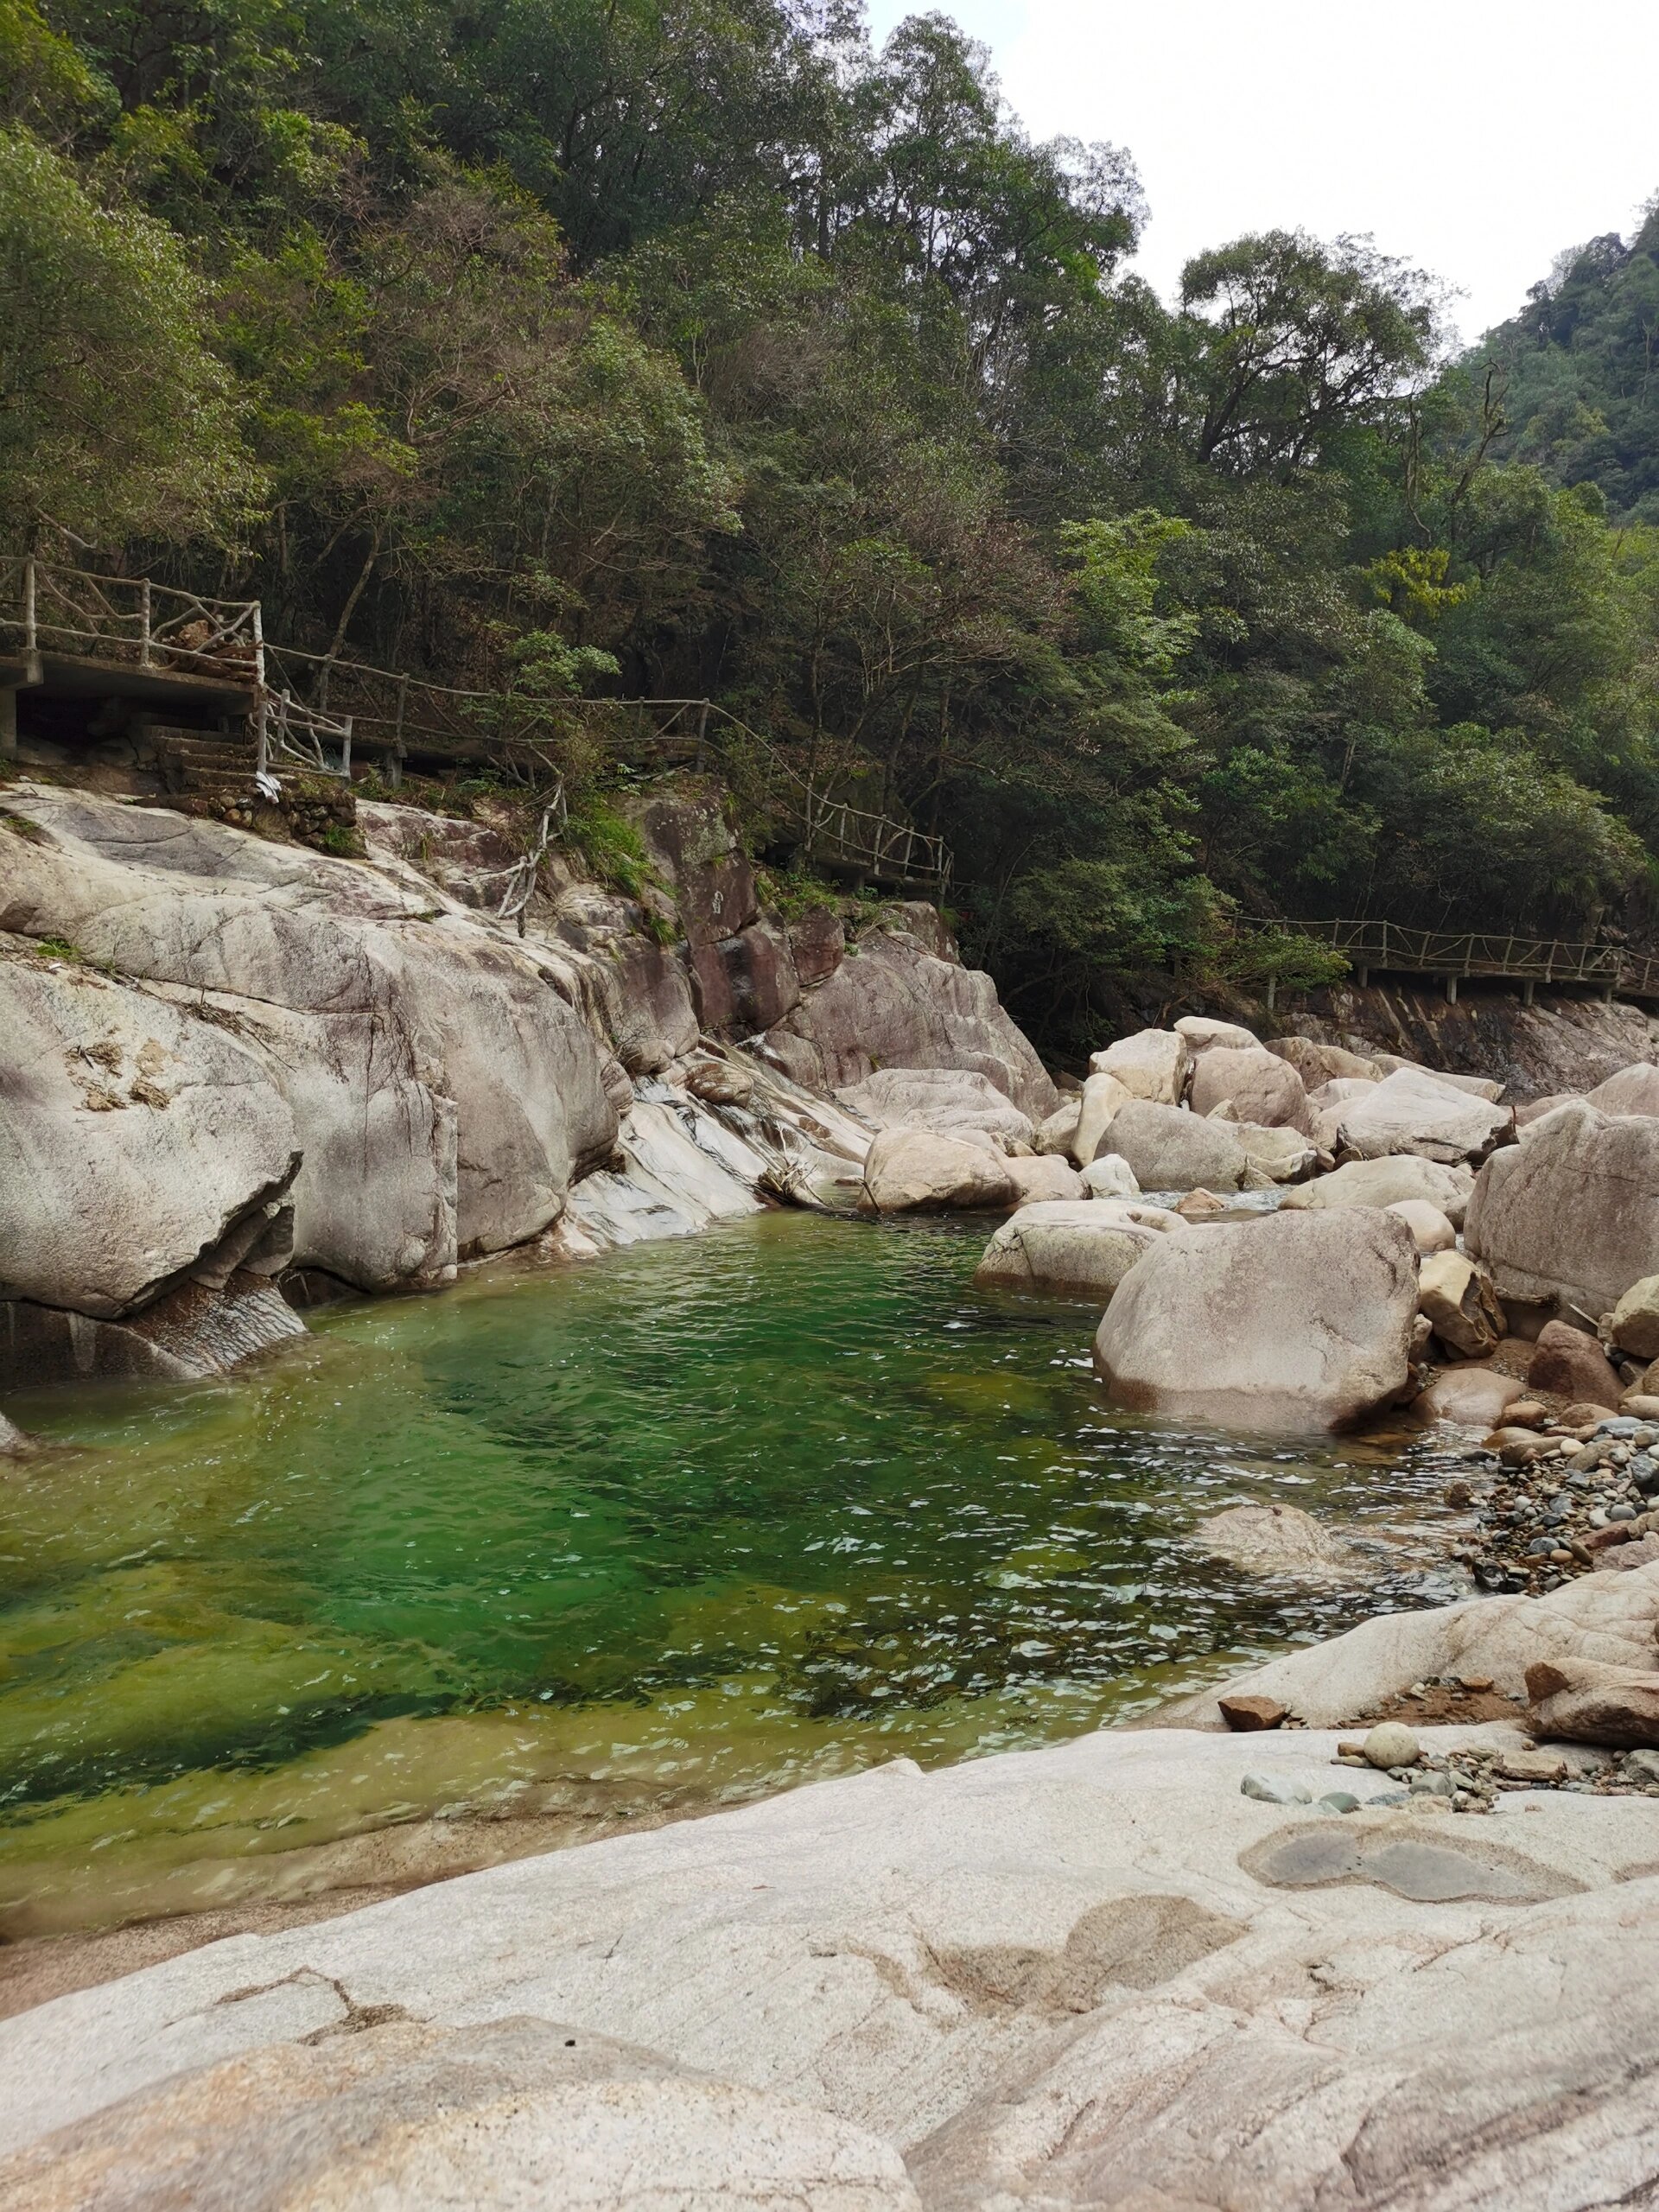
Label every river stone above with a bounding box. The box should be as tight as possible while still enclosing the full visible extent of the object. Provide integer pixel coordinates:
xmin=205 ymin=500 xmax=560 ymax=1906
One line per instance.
xmin=1102 ymin=1100 xmax=1252 ymax=1193
xmin=1187 ymin=1046 xmax=1310 ymax=1132
xmin=1268 ymin=1034 xmax=1382 ymax=1085
xmin=1610 ymin=1275 xmax=1659 ymax=1362
xmin=1233 ymin=1122 xmax=1319 ymax=1182
xmin=1418 ymin=1250 xmax=1504 ymax=1360
xmin=1192 ymin=1503 xmax=1364 ymax=1583
xmin=0 ymin=955 xmax=299 ymax=1321
xmin=1385 ymin=1198 xmax=1457 ymax=1254
xmin=1093 ymin=1207 xmax=1418 ymax=1431
xmin=836 ymin=1067 xmax=1034 ymax=1152
xmin=1528 ymin=1320 xmax=1624 ymax=1410
xmin=974 ymin=1199 xmax=1176 ymax=1299
xmin=1217 ymin=1692 xmax=1287 ymax=1731
xmin=1081 ymin=1153 xmax=1139 ymax=1198
xmin=1362 ymin=1721 xmax=1420 ymax=1769
xmin=862 ymin=1128 xmax=1018 ymax=1213
xmin=1413 ymin=1363 xmax=1526 ymax=1428
xmin=1336 ymin=1065 xmax=1514 ymax=1165
xmin=1466 ymin=1101 xmax=1659 ymax=1317
xmin=1002 ymin=1155 xmax=1086 ymax=1205
xmin=1281 ymin=1153 xmax=1475 ymax=1227
xmin=1586 ymin=1061 xmax=1659 ymax=1116
xmin=1087 ymin=1028 xmax=1190 ymax=1105
xmin=1071 ymin=1071 xmax=1134 ymax=1166
xmin=1526 ymin=1656 xmax=1659 ymax=1746
xmin=1173 ymin=1015 xmax=1261 ymax=1053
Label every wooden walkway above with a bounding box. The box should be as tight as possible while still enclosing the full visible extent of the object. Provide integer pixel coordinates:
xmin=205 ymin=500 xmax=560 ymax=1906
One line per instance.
xmin=1256 ymin=916 xmax=1659 ymax=1006
xmin=1 ymin=558 xmax=952 ymax=895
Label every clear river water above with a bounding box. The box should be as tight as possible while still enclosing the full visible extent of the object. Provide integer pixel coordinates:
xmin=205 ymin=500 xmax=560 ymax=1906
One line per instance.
xmin=1 ymin=1212 xmax=1459 ymax=1936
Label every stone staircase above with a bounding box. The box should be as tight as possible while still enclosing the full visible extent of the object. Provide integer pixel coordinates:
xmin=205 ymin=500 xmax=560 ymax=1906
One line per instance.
xmin=155 ymin=728 xmax=255 ymax=794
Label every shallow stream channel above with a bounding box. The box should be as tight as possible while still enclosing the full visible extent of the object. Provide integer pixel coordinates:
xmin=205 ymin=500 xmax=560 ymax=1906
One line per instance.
xmin=3 ymin=1212 xmax=1464 ymax=1937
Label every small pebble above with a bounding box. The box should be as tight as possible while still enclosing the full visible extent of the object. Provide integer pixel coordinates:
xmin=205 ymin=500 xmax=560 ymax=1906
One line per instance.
xmin=1241 ymin=1772 xmax=1313 ymax=1806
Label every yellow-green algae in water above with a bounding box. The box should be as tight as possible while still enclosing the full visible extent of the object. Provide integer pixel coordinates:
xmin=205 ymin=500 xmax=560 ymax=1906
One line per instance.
xmin=0 ymin=1213 xmax=1457 ymax=1933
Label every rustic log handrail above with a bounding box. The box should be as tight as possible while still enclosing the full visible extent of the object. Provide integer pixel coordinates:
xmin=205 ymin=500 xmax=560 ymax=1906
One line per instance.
xmin=0 ymin=557 xmax=264 ymax=681
xmin=2 ymin=561 xmax=952 ymax=880
xmin=1253 ymin=915 xmax=1659 ymax=1001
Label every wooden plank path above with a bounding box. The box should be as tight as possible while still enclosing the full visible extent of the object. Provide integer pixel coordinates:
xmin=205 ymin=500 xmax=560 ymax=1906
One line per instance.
xmin=1254 ymin=916 xmax=1659 ymax=1007
xmin=2 ymin=560 xmax=951 ymax=895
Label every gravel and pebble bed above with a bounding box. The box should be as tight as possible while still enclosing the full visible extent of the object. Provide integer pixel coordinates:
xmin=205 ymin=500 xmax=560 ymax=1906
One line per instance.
xmin=1430 ymin=1412 xmax=1659 ymax=1595
xmin=1243 ymin=1713 xmax=1659 ymax=1815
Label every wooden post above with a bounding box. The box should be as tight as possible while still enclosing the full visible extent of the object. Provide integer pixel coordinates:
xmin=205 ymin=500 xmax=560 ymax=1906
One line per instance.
xmin=1445 ymin=976 xmax=1458 ymax=1004
xmin=391 ymin=672 xmax=407 ymax=790
xmin=23 ymin=559 xmax=36 ymax=652
xmin=0 ymin=685 xmax=16 ymax=760
xmin=1356 ymin=966 xmax=1369 ymax=988
xmin=1266 ymin=975 xmax=1277 ymax=1013
xmin=1522 ymin=978 xmax=1535 ymax=1007
xmin=255 ymin=694 xmax=269 ymax=779
xmin=139 ymin=577 xmax=152 ymax=666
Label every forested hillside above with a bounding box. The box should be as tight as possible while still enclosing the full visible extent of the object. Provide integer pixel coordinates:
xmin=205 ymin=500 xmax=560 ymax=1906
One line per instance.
xmin=4 ymin=0 xmax=1658 ymax=1044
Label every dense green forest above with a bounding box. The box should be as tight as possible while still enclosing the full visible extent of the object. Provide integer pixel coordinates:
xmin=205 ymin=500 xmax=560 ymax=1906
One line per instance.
xmin=4 ymin=0 xmax=1658 ymax=1039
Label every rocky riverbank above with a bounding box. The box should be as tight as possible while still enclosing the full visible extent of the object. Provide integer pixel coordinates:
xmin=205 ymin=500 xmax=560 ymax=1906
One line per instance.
xmin=9 ymin=780 xmax=1659 ymax=2201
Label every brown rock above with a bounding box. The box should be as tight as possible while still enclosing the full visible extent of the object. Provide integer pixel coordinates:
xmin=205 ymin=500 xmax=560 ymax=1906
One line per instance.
xmin=1495 ymin=1749 xmax=1569 ymax=1784
xmin=1526 ymin=1656 xmax=1659 ymax=1746
xmin=1482 ymin=1427 xmax=1556 ymax=1465
xmin=1413 ymin=1364 xmax=1525 ymax=1428
xmin=1418 ymin=1250 xmax=1504 ymax=1360
xmin=1503 ymin=1400 xmax=1549 ymax=1429
xmin=1217 ymin=1694 xmax=1288 ymax=1732
xmin=1622 ymin=1393 xmax=1659 ymax=1420
xmin=1528 ymin=1320 xmax=1624 ymax=1410
xmin=1267 ymin=1034 xmax=1380 ymax=1085
xmin=1175 ymin=1187 xmax=1228 ymax=1217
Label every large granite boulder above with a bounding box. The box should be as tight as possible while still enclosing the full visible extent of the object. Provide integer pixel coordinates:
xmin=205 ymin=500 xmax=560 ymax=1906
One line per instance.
xmin=1267 ymin=1033 xmax=1379 ymax=1085
xmin=1033 ymin=1098 xmax=1082 ymax=1157
xmin=620 ymin=780 xmax=757 ymax=948
xmin=1372 ymin=1052 xmax=1505 ymax=1102
xmin=1002 ymin=1154 xmax=1086 ymax=1205
xmin=861 ymin=1127 xmax=1018 ymax=1212
xmin=1174 ymin=1556 xmax=1659 ymax=1726
xmin=1071 ymin=1071 xmax=1133 ymax=1166
xmin=1 ymin=790 xmax=619 ymax=1294
xmin=1102 ymin=1099 xmax=1252 ymax=1193
xmin=767 ymin=925 xmax=1057 ymax=1122
xmin=689 ymin=918 xmax=801 ymax=1037
xmin=1587 ymin=1060 xmax=1659 ymax=1116
xmin=0 ymin=955 xmax=298 ymax=1322
xmin=1336 ymin=1065 xmax=1513 ymax=1164
xmin=1465 ymin=1100 xmax=1659 ymax=1316
xmin=1232 ymin=1122 xmax=1319 ymax=1183
xmin=1093 ymin=1208 xmax=1419 ymax=1429
xmin=1281 ymin=1152 xmax=1476 ymax=1227
xmin=836 ymin=1067 xmax=1034 ymax=1152
xmin=974 ymin=1198 xmax=1184 ymax=1298
xmin=1187 ymin=1045 xmax=1310 ymax=1131
xmin=1173 ymin=1014 xmax=1260 ymax=1053
xmin=1087 ymin=1027 xmax=1189 ymax=1104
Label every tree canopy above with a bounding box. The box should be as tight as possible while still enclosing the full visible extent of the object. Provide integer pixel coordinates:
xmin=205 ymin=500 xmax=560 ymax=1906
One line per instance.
xmin=3 ymin=0 xmax=1656 ymax=1049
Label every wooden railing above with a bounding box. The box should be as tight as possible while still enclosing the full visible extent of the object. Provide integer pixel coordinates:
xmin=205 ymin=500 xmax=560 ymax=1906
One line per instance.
xmin=0 ymin=557 xmax=264 ymax=683
xmin=1257 ymin=916 xmax=1659 ymax=1001
xmin=2 ymin=560 xmax=952 ymax=880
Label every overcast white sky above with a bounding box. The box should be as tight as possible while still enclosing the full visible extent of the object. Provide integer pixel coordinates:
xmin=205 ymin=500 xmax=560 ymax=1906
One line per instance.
xmin=861 ymin=0 xmax=1659 ymax=346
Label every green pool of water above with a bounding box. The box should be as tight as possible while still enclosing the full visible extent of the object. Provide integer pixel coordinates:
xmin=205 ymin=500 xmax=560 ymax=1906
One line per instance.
xmin=0 ymin=1212 xmax=1457 ymax=1934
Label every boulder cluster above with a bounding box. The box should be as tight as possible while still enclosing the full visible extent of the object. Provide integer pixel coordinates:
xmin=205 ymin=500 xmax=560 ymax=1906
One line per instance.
xmin=840 ymin=1012 xmax=1659 ymax=1452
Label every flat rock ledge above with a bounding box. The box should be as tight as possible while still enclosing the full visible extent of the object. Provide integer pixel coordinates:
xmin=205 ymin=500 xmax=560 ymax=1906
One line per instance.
xmin=7 ymin=1569 xmax=1659 ymax=2209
